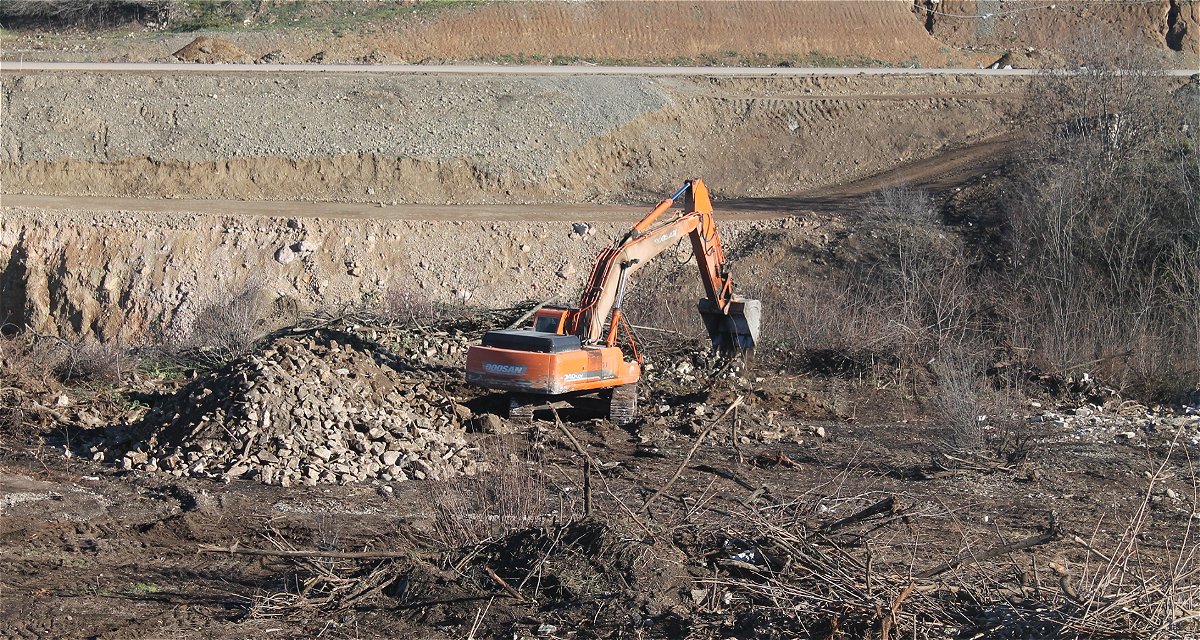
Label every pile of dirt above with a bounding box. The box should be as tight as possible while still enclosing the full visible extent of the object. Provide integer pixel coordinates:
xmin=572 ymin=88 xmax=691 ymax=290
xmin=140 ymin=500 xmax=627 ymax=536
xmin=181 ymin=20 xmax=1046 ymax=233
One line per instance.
xmin=93 ymin=329 xmax=481 ymax=485
xmin=172 ymin=36 xmax=251 ymax=63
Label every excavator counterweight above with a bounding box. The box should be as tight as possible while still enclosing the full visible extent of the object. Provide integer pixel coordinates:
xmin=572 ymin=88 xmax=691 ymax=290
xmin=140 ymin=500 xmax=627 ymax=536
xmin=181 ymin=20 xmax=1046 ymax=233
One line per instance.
xmin=465 ymin=179 xmax=761 ymax=423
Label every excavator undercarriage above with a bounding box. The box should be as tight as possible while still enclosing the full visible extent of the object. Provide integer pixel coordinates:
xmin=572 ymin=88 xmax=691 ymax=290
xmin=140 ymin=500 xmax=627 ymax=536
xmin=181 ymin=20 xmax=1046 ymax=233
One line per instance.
xmin=465 ymin=179 xmax=761 ymax=424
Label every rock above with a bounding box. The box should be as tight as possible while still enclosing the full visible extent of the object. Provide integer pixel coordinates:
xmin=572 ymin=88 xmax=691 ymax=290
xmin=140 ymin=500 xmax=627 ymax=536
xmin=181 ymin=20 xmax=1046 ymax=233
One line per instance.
xmin=556 ymin=262 xmax=576 ymax=279
xmin=292 ymin=240 xmax=318 ymax=255
xmin=572 ymin=222 xmax=590 ymax=235
xmin=257 ymin=49 xmax=301 ymax=64
xmin=275 ymin=245 xmax=297 ymax=264
xmin=452 ymin=404 xmax=472 ymax=421
xmin=103 ymin=330 xmax=480 ymax=486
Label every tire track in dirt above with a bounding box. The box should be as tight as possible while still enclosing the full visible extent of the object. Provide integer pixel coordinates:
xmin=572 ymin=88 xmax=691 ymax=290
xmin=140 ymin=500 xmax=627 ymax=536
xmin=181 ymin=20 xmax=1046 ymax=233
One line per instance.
xmin=2 ymin=136 xmax=1016 ymax=219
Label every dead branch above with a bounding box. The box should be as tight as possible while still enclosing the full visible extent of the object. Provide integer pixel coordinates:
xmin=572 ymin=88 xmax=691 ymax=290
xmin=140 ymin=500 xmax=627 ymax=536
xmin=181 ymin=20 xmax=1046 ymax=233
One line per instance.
xmin=820 ymin=495 xmax=896 ymax=535
xmin=484 ymin=565 xmax=525 ymax=601
xmin=915 ymin=517 xmax=1061 ymax=579
xmin=505 ymin=295 xmax=559 ymax=330
xmin=198 ymin=543 xmax=409 ymax=560
xmin=639 ymin=396 xmax=743 ymax=515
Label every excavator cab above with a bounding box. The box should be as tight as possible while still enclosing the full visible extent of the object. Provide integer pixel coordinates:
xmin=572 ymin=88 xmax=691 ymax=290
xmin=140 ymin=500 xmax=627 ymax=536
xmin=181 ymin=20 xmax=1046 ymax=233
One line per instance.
xmin=466 ymin=179 xmax=760 ymax=425
xmin=531 ymin=308 xmax=570 ymax=334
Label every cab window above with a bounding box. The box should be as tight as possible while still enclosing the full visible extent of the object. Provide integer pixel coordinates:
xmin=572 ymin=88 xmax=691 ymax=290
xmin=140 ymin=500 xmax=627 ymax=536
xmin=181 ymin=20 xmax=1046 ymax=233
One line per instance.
xmin=534 ymin=315 xmax=560 ymax=333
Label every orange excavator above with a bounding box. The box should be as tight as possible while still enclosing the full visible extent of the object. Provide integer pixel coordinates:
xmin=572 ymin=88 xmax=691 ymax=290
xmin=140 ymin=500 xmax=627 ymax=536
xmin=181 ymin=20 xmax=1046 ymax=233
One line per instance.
xmin=465 ymin=179 xmax=761 ymax=423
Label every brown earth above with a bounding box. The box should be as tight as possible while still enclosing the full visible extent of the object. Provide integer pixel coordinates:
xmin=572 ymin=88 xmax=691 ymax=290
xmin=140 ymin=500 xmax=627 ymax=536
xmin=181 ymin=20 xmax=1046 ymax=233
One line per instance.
xmin=3 ymin=1 xmax=1196 ymax=65
xmin=2 ymin=4 xmax=1198 ymax=639
xmin=927 ymin=0 xmax=1200 ymax=57
xmin=2 ymin=318 xmax=1198 ymax=639
xmin=170 ymin=36 xmax=251 ymax=64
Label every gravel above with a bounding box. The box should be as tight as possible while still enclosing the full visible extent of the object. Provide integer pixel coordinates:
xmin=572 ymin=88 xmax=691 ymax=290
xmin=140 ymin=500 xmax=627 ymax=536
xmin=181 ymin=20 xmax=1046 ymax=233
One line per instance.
xmin=0 ymin=72 xmax=670 ymax=177
xmin=91 ymin=329 xmax=484 ymax=486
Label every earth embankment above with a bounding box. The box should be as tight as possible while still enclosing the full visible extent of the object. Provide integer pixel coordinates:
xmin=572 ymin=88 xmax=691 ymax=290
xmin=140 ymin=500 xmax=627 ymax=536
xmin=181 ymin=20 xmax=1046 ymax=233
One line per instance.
xmin=1 ymin=72 xmax=1026 ymax=204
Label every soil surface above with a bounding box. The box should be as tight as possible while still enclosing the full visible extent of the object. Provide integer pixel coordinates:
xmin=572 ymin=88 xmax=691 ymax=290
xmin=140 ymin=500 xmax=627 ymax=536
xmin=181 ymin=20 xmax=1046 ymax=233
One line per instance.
xmin=2 ymin=3 xmax=1199 ymax=638
xmin=3 ymin=323 xmax=1199 ymax=639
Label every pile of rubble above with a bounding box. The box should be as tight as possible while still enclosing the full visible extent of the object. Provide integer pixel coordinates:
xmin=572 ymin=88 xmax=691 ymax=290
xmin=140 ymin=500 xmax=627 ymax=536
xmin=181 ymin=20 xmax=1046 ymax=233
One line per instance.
xmin=95 ymin=330 xmax=482 ymax=486
xmin=1037 ymin=400 xmax=1200 ymax=447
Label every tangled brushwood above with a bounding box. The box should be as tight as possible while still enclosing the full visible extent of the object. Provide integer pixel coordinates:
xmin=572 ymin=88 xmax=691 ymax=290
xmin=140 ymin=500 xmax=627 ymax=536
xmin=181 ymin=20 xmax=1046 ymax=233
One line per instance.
xmin=207 ymin=484 xmax=1199 ymax=639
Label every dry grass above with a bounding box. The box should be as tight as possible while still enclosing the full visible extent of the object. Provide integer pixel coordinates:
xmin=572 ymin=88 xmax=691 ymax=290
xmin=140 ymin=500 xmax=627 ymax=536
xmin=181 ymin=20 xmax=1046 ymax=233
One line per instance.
xmin=423 ymin=438 xmax=568 ymax=549
xmin=681 ymin=481 xmax=1199 ymax=639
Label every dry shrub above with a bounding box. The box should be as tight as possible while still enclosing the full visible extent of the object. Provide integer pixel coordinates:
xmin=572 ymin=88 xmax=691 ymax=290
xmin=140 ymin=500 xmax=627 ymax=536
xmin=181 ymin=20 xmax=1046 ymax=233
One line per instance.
xmin=379 ymin=285 xmax=440 ymax=326
xmin=0 ymin=0 xmax=169 ymax=29
xmin=55 ymin=338 xmax=135 ymax=384
xmin=1006 ymin=30 xmax=1199 ymax=398
xmin=0 ymin=330 xmax=132 ymax=386
xmin=424 ymin=440 xmax=566 ymax=548
xmin=929 ymin=343 xmax=986 ymax=453
xmin=762 ymin=185 xmax=982 ymax=384
xmin=0 ymin=330 xmax=68 ymax=390
xmin=763 ymin=274 xmax=906 ymax=377
xmin=184 ymin=280 xmax=270 ymax=366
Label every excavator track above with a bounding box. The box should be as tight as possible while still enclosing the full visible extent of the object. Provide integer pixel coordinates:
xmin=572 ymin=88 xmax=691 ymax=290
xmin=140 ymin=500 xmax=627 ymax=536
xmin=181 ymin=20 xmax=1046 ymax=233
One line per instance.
xmin=609 ymin=383 xmax=638 ymax=425
xmin=509 ymin=393 xmax=535 ymax=422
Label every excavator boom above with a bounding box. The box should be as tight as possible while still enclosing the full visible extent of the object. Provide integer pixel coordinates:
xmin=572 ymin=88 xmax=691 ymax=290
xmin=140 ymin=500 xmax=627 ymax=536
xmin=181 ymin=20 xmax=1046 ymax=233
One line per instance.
xmin=571 ymin=179 xmax=760 ymax=350
xmin=465 ymin=179 xmax=761 ymax=422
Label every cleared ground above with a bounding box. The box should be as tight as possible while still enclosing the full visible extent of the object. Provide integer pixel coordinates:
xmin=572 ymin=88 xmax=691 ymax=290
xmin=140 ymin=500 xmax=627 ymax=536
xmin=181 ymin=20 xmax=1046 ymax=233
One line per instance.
xmin=2 ymin=3 xmax=1197 ymax=638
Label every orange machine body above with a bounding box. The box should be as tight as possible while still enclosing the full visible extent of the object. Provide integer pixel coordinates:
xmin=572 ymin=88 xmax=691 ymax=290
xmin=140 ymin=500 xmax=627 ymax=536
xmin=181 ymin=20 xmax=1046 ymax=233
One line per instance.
xmin=466 ymin=179 xmax=760 ymax=414
xmin=465 ymin=341 xmax=639 ymax=395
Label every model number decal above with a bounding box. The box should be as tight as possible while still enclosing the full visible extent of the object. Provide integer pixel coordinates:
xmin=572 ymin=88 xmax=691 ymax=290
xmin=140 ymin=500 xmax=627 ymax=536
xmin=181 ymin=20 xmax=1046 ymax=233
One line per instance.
xmin=653 ymin=229 xmax=679 ymax=245
xmin=483 ymin=362 xmax=527 ymax=376
xmin=564 ymin=370 xmax=613 ymax=382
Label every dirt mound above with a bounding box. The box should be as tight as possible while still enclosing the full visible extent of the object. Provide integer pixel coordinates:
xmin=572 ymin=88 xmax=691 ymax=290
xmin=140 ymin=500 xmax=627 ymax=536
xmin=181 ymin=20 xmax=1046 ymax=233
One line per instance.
xmin=95 ymin=329 xmax=481 ymax=485
xmin=172 ymin=36 xmax=251 ymax=63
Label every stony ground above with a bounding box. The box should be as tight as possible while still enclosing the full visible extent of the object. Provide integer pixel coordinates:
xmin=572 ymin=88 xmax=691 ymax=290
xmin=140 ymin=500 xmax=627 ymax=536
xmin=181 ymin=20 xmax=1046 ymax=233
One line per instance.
xmin=2 ymin=3 xmax=1199 ymax=638
xmin=2 ymin=315 xmax=1199 ymax=639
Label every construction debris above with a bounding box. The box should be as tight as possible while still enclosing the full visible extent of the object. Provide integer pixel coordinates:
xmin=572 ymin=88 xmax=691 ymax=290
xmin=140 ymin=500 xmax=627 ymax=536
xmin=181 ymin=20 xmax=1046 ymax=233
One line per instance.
xmin=94 ymin=330 xmax=481 ymax=485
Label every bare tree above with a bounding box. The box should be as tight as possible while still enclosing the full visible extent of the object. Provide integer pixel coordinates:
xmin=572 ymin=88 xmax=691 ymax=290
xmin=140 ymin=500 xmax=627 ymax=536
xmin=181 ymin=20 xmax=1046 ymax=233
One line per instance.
xmin=1005 ymin=28 xmax=1198 ymax=393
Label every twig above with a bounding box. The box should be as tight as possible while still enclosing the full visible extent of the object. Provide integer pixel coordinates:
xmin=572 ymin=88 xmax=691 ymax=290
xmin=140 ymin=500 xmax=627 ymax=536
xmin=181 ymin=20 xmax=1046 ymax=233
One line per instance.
xmin=198 ymin=544 xmax=409 ymax=560
xmin=484 ymin=565 xmax=525 ymax=601
xmin=1071 ymin=534 xmax=1114 ymax=564
xmin=628 ymin=324 xmax=687 ymax=336
xmin=467 ymin=597 xmax=493 ymax=640
xmin=639 ymin=396 xmax=743 ymax=515
xmin=550 ymin=407 xmax=592 ymax=516
xmin=550 ymin=406 xmax=656 ymax=541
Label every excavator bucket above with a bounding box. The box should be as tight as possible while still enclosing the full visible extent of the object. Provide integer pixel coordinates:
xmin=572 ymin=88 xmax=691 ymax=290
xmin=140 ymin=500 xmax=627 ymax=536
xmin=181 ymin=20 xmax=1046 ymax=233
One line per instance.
xmin=698 ymin=298 xmax=761 ymax=352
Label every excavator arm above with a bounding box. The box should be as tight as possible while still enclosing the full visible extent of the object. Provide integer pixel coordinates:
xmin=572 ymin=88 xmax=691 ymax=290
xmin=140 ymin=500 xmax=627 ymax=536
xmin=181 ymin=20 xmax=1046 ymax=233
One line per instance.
xmin=569 ymin=179 xmax=761 ymax=352
xmin=466 ymin=179 xmax=759 ymax=419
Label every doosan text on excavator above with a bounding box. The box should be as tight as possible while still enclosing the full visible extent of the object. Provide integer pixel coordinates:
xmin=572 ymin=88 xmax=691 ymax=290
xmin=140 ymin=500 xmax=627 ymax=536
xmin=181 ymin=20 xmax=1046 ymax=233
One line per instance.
xmin=465 ymin=179 xmax=761 ymax=424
